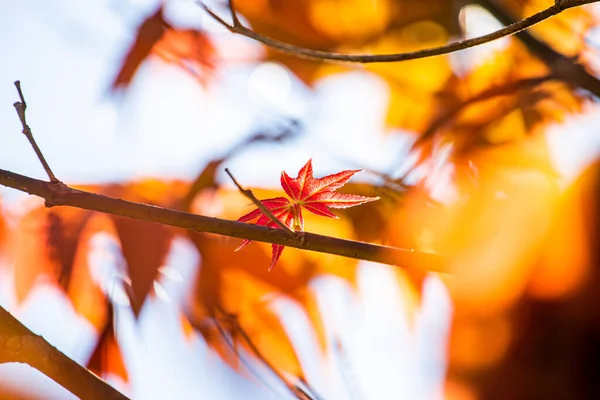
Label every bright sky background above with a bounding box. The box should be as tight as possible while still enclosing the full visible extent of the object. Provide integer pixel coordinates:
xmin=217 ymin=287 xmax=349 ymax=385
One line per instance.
xmin=1 ymin=0 xmax=600 ymax=399
xmin=0 ymin=1 xmax=451 ymax=399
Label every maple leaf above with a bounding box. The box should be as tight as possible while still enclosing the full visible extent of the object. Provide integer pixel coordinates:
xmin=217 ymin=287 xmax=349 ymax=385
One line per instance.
xmin=111 ymin=8 xmax=167 ymax=91
xmin=111 ymin=7 xmax=215 ymax=91
xmin=236 ymin=160 xmax=379 ymax=270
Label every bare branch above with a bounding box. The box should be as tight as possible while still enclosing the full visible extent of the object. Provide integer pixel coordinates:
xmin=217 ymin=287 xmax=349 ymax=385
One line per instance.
xmin=556 ymin=0 xmax=600 ymax=9
xmin=213 ymin=306 xmax=316 ymax=400
xmin=227 ymin=0 xmax=241 ymax=27
xmin=334 ymin=337 xmax=365 ymax=400
xmin=0 ymin=168 xmax=446 ymax=272
xmin=12 ymin=81 xmax=59 ymax=183
xmin=475 ymin=0 xmax=600 ymax=97
xmin=0 ymin=306 xmax=129 ymax=400
xmin=225 ymin=167 xmax=294 ymax=235
xmin=210 ymin=314 xmax=286 ymax=398
xmin=201 ymin=0 xmax=599 ymax=64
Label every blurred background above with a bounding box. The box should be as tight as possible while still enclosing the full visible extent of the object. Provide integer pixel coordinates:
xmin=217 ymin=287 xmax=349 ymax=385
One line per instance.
xmin=1 ymin=0 xmax=600 ymax=399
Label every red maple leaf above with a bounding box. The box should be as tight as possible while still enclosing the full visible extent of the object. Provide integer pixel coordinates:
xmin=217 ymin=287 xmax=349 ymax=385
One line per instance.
xmin=236 ymin=160 xmax=380 ymax=269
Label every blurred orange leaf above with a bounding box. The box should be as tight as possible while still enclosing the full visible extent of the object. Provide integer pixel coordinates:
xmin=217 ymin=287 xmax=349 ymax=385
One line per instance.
xmin=501 ymin=0 xmax=595 ymax=57
xmin=389 ymin=132 xmax=559 ymax=312
xmin=0 ymin=201 xmax=5 ymax=248
xmin=152 ymin=29 xmax=216 ymax=87
xmin=6 ymin=206 xmax=90 ymax=303
xmin=410 ymin=41 xmax=586 ymax=170
xmin=87 ymin=308 xmax=129 ymax=384
xmin=112 ymin=7 xmax=215 ymax=91
xmin=529 ymin=162 xmax=600 ymax=299
xmin=112 ymin=8 xmax=167 ymax=90
xmin=67 ymin=213 xmax=116 ymax=330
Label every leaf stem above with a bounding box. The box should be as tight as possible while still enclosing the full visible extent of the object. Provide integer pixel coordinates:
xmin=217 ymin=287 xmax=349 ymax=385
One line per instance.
xmin=225 ymin=167 xmax=295 ymax=235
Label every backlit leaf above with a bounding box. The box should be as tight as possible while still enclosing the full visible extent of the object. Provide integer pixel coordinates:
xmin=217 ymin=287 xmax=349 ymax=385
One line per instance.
xmin=236 ymin=160 xmax=379 ymax=269
xmin=112 ymin=7 xmax=215 ymax=91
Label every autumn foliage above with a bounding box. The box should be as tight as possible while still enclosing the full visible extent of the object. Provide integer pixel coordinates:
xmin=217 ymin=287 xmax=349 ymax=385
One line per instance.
xmin=237 ymin=159 xmax=379 ymax=269
xmin=2 ymin=0 xmax=600 ymax=399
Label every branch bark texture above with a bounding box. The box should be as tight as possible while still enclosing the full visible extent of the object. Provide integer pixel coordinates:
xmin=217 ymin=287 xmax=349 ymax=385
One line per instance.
xmin=202 ymin=0 xmax=599 ymax=64
xmin=0 ymin=169 xmax=445 ymax=272
xmin=0 ymin=307 xmax=129 ymax=400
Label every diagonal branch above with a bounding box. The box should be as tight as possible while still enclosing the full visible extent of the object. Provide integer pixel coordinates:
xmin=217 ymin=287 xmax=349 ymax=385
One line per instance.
xmin=0 ymin=168 xmax=446 ymax=272
xmin=0 ymin=306 xmax=129 ymax=400
xmin=211 ymin=305 xmax=319 ymax=400
xmin=475 ymin=0 xmax=600 ymax=97
xmin=227 ymin=0 xmax=241 ymax=28
xmin=200 ymin=0 xmax=599 ymax=64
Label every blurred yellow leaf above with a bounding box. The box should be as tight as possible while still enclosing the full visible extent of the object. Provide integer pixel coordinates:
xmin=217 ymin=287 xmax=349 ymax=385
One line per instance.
xmin=367 ymin=21 xmax=453 ymax=131
xmin=308 ymin=0 xmax=392 ymax=40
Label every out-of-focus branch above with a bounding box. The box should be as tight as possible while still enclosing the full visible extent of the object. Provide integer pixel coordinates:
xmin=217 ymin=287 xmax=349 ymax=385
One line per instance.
xmin=419 ymin=75 xmax=557 ymax=144
xmin=475 ymin=0 xmax=600 ymax=97
xmin=200 ymin=0 xmax=599 ymax=64
xmin=0 ymin=306 xmax=129 ymax=400
xmin=211 ymin=306 xmax=320 ymax=400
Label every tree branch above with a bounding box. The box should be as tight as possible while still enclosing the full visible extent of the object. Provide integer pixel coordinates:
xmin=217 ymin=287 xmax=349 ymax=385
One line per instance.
xmin=0 ymin=306 xmax=129 ymax=400
xmin=0 ymin=168 xmax=445 ymax=272
xmin=476 ymin=0 xmax=600 ymax=98
xmin=0 ymin=82 xmax=132 ymax=398
xmin=200 ymin=0 xmax=599 ymax=64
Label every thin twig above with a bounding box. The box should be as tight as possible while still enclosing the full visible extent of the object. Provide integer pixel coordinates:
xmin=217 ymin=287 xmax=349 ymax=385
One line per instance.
xmin=334 ymin=337 xmax=365 ymax=400
xmin=227 ymin=0 xmax=241 ymax=27
xmin=296 ymin=378 xmax=325 ymax=400
xmin=200 ymin=0 xmax=599 ymax=64
xmin=210 ymin=313 xmax=286 ymax=397
xmin=225 ymin=167 xmax=295 ymax=235
xmin=212 ymin=303 xmax=319 ymax=400
xmin=13 ymin=81 xmax=59 ymax=183
xmin=210 ymin=306 xmax=320 ymax=400
xmin=215 ymin=305 xmax=315 ymax=400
